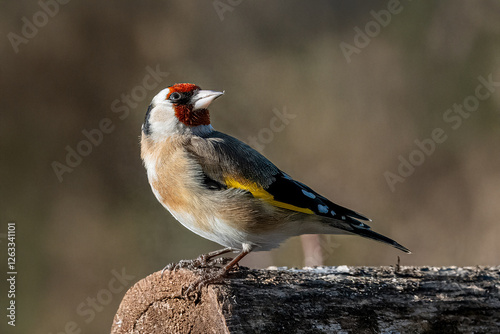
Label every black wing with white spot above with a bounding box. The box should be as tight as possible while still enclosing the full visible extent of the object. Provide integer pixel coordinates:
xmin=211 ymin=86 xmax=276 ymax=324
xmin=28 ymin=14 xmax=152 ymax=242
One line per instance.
xmin=266 ymin=172 xmax=371 ymax=226
xmin=266 ymin=172 xmax=410 ymax=253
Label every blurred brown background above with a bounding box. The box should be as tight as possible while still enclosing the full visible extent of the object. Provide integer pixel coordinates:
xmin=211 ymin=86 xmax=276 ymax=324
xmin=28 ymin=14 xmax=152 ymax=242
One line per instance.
xmin=1 ymin=0 xmax=499 ymax=332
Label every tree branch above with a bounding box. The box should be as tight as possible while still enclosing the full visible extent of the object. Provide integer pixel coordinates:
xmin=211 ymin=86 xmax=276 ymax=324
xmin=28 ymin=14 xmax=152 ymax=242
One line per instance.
xmin=111 ymin=266 xmax=500 ymax=333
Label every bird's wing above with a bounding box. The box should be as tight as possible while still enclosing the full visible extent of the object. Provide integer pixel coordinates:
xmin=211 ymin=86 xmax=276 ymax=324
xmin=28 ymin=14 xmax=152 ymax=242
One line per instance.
xmin=187 ymin=131 xmax=410 ymax=253
xmin=187 ymin=131 xmax=369 ymax=224
xmin=263 ymin=171 xmax=370 ymax=222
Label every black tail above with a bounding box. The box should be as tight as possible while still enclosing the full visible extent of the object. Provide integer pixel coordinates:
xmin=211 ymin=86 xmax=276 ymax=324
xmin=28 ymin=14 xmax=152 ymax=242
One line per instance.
xmin=329 ymin=216 xmax=411 ymax=253
xmin=350 ymin=223 xmax=411 ymax=253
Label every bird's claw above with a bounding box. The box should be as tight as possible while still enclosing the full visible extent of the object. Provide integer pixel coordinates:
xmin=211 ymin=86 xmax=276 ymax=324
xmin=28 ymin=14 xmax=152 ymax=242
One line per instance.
xmin=208 ymin=256 xmax=233 ymax=266
xmin=182 ymin=268 xmax=227 ymax=298
xmin=161 ymin=256 xmax=233 ymax=278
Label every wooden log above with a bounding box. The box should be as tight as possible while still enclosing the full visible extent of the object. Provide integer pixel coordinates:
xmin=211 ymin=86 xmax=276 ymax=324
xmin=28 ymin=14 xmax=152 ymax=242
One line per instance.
xmin=111 ymin=266 xmax=500 ymax=333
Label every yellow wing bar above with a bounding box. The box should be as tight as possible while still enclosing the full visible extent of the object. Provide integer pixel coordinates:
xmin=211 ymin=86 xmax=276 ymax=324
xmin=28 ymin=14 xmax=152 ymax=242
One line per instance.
xmin=224 ymin=177 xmax=314 ymax=215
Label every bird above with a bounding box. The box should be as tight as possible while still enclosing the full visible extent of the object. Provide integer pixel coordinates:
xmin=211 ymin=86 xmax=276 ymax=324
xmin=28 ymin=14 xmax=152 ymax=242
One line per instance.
xmin=141 ymin=83 xmax=410 ymax=292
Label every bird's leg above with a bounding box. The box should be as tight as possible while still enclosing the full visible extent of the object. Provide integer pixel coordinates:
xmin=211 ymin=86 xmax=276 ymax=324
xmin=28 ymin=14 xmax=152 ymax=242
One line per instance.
xmin=197 ymin=247 xmax=237 ymax=265
xmin=161 ymin=247 xmax=237 ymax=276
xmin=183 ymin=249 xmax=250 ymax=297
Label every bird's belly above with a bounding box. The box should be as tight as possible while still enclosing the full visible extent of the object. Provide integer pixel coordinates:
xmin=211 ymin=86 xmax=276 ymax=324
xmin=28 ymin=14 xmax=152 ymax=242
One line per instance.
xmin=166 ymin=207 xmax=251 ymax=250
xmin=168 ymin=206 xmax=302 ymax=252
xmin=146 ymin=169 xmax=300 ymax=251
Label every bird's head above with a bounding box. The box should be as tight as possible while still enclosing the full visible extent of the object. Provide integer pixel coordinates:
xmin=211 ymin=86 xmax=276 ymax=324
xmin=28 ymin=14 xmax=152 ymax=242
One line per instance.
xmin=142 ymin=83 xmax=224 ymax=140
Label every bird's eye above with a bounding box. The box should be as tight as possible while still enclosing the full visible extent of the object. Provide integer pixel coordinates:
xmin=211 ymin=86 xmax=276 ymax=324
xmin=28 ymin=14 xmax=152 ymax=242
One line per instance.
xmin=169 ymin=92 xmax=182 ymax=101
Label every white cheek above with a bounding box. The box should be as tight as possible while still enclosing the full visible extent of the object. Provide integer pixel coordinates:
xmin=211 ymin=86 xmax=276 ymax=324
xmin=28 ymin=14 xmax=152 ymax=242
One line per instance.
xmin=150 ymin=112 xmax=183 ymax=140
xmin=151 ymin=88 xmax=171 ymax=105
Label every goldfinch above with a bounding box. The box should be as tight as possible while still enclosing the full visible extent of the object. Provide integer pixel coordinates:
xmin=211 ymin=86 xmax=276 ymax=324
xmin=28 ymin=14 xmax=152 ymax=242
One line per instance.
xmin=141 ymin=83 xmax=409 ymax=290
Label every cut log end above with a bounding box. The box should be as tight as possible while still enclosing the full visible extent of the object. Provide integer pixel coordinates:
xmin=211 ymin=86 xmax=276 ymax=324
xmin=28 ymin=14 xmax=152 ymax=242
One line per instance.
xmin=110 ymin=269 xmax=227 ymax=334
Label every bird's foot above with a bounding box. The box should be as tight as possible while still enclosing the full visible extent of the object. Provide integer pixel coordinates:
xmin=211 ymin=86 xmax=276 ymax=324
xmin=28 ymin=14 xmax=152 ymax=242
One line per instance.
xmin=161 ymin=247 xmax=237 ymax=277
xmin=182 ymin=268 xmax=228 ymax=299
xmin=175 ymin=249 xmax=250 ymax=300
xmin=161 ymin=256 xmax=233 ymax=277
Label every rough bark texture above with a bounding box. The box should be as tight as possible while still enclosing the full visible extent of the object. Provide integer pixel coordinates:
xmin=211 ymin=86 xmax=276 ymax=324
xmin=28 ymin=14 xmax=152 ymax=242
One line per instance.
xmin=111 ymin=266 xmax=500 ymax=333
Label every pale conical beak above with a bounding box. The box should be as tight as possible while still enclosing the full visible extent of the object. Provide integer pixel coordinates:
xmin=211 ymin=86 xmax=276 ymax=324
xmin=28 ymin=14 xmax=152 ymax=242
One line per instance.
xmin=192 ymin=90 xmax=224 ymax=110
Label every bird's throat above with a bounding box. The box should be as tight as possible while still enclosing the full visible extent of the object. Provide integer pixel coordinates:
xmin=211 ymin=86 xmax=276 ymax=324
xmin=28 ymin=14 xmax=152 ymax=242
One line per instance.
xmin=174 ymin=105 xmax=211 ymax=126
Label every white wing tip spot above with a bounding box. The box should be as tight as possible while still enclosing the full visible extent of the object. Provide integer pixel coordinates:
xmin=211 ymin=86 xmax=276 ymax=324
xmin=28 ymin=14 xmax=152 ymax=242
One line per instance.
xmin=302 ymin=189 xmax=316 ymax=199
xmin=330 ymin=210 xmax=336 ymax=216
xmin=318 ymin=204 xmax=329 ymax=214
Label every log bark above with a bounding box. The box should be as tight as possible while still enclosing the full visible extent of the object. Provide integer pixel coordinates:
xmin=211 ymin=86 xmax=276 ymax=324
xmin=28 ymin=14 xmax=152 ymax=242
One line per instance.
xmin=111 ymin=266 xmax=500 ymax=333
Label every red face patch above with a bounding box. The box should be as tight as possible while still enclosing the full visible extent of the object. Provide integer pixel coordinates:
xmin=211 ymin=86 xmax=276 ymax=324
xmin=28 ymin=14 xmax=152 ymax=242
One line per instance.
xmin=166 ymin=83 xmax=201 ymax=99
xmin=167 ymin=83 xmax=210 ymax=127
